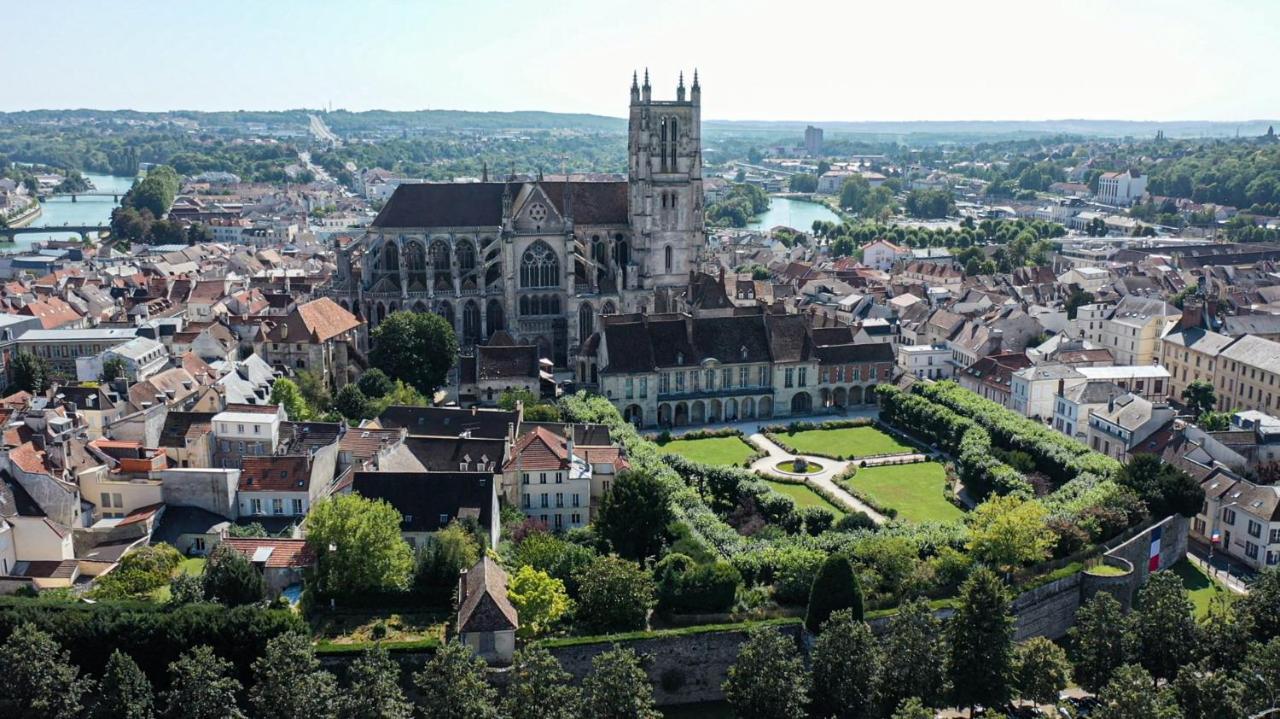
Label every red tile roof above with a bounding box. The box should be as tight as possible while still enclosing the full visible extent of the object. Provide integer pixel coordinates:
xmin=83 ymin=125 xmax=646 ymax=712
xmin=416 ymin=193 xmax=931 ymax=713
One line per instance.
xmin=19 ymin=297 xmax=82 ymax=329
xmin=221 ymin=538 xmax=315 ymax=569
xmin=238 ymin=455 xmax=310 ymax=492
xmin=503 ymin=426 xmax=568 ymax=471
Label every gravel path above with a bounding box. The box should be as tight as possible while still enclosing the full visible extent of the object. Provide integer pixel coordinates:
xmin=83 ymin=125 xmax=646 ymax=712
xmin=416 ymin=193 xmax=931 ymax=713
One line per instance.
xmin=746 ymin=433 xmax=887 ymax=524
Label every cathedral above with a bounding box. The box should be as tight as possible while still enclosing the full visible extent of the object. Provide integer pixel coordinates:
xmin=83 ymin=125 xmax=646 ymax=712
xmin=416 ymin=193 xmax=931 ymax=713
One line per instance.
xmin=332 ymin=70 xmax=705 ymax=366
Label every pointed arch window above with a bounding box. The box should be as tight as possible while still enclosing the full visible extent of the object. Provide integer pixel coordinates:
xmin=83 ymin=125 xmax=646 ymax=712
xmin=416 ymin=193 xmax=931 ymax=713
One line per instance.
xmin=520 ymin=240 xmax=560 ymax=288
xmin=669 ymin=117 xmax=678 ymax=170
xmin=664 ymin=245 xmax=673 ymax=274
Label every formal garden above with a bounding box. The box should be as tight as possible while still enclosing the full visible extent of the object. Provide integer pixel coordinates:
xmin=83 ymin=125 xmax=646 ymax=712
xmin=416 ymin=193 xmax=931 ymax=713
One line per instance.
xmin=838 ymin=461 xmax=965 ymax=524
xmin=765 ymin=423 xmax=917 ymax=460
xmin=657 ymin=431 xmax=760 ymax=467
xmin=0 ymin=381 xmax=1252 ymax=719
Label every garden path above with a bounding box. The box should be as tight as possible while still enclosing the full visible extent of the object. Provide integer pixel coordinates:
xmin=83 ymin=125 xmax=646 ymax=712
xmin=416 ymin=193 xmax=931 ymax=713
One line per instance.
xmin=745 ymin=433 xmax=887 ymax=524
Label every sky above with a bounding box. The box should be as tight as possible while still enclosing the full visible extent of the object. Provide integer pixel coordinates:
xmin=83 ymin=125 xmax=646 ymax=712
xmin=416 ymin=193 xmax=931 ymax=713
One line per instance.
xmin=7 ymin=0 xmax=1278 ymax=122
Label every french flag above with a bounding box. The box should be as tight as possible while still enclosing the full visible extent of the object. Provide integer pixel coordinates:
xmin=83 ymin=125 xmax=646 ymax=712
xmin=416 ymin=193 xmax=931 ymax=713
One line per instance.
xmin=1148 ymin=525 xmax=1163 ymax=572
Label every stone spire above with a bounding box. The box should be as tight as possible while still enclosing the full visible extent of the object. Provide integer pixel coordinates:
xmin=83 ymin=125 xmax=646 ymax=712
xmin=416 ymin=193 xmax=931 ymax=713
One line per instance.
xmin=677 ymin=71 xmax=685 ymax=101
xmin=630 ymin=70 xmax=640 ymax=104
xmin=642 ymin=67 xmax=651 ymax=102
xmin=691 ymin=69 xmax=700 ymax=105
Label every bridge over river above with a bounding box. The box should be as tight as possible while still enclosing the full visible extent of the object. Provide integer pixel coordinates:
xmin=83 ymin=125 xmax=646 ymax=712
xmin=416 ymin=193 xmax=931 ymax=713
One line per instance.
xmin=0 ymin=224 xmax=110 ymax=243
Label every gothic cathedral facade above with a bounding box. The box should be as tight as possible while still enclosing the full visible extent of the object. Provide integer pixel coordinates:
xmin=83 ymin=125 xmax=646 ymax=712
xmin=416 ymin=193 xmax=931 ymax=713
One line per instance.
xmin=331 ymin=71 xmax=704 ymax=367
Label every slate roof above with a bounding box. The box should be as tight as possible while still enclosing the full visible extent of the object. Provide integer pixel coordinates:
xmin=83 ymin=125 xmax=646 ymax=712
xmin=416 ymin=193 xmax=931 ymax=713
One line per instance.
xmin=475 ymin=344 xmax=539 ymax=381
xmin=149 ymin=505 xmax=231 ymax=546
xmin=377 ymin=406 xmax=517 ymax=439
xmin=457 ymin=556 xmax=519 ymax=634
xmin=351 ymin=471 xmax=495 ymax=534
xmin=159 ymin=412 xmax=217 ymax=448
xmin=373 ymin=180 xmax=629 ymax=229
xmin=812 ymin=342 xmax=895 ymax=364
xmin=397 ymin=437 xmax=505 ymax=472
xmin=601 ymin=313 xmax=779 ymax=373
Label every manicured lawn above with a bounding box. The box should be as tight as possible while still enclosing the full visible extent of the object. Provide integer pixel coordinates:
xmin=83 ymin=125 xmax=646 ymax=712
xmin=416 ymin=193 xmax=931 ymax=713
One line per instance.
xmin=1171 ymin=559 xmax=1236 ymax=618
xmin=764 ymin=480 xmax=845 ymax=516
xmin=778 ymin=426 xmax=914 ymax=458
xmin=660 ymin=435 xmax=757 ymax=466
xmin=150 ymin=556 xmax=208 ymax=603
xmin=846 ymin=462 xmax=964 ymax=524
xmin=776 ymin=459 xmax=823 ymax=474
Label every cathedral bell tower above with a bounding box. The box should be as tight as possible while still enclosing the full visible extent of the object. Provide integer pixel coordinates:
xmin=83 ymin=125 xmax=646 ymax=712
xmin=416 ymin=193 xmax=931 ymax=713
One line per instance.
xmin=628 ymin=68 xmax=704 ymax=296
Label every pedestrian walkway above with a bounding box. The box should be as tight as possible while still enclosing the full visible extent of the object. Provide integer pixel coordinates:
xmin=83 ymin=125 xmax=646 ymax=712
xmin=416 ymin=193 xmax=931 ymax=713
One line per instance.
xmin=1188 ymin=538 xmax=1252 ymax=595
xmin=745 ymin=433 xmax=887 ymax=524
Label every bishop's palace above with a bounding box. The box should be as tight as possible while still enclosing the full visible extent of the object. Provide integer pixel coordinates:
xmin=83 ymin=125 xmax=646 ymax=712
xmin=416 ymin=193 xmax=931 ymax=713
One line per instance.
xmin=332 ymin=72 xmax=897 ymax=428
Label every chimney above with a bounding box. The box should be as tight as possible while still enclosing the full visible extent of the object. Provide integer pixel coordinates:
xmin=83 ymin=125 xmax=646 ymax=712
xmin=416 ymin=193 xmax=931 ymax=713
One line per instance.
xmin=566 ymin=425 xmax=575 ymax=461
xmin=1057 ymin=378 xmax=1065 ymax=397
xmin=1180 ymin=298 xmax=1203 ymax=331
xmin=986 ymin=328 xmax=1004 ymax=356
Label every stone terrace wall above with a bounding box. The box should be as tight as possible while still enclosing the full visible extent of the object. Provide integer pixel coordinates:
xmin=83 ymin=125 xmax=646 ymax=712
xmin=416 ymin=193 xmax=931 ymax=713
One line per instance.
xmin=546 ymin=622 xmax=804 ymax=706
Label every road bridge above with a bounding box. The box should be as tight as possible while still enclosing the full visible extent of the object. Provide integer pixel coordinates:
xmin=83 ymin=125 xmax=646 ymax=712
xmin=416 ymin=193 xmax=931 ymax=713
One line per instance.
xmin=0 ymin=224 xmax=111 ymax=243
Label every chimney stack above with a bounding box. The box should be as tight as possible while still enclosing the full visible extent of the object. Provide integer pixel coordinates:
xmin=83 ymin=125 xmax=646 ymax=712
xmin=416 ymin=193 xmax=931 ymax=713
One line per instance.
xmin=1180 ymin=298 xmax=1204 ymax=331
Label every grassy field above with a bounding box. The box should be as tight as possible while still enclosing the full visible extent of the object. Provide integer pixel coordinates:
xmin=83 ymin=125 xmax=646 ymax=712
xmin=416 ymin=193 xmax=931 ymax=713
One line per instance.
xmin=778 ymin=426 xmax=914 ymax=458
xmin=659 ymin=435 xmax=758 ymax=466
xmin=150 ymin=556 xmax=207 ymax=603
xmin=1171 ymin=559 xmax=1236 ymax=618
xmin=764 ymin=480 xmax=845 ymax=516
xmin=846 ymin=462 xmax=964 ymax=523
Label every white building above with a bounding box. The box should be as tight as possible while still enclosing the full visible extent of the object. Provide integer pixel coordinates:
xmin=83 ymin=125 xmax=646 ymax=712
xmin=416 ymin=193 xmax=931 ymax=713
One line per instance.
xmin=861 ymin=239 xmax=909 ymax=271
xmin=75 ymin=336 xmax=169 ymax=383
xmin=897 ymin=344 xmax=953 ymax=381
xmin=1010 ymin=364 xmax=1085 ymax=420
xmin=1086 ymin=393 xmax=1176 ymax=461
xmin=1096 ymin=170 xmax=1148 ymax=206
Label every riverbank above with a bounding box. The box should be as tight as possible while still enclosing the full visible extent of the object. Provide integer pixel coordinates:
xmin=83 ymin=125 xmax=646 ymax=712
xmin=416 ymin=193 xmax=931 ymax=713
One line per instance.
xmin=3 ymin=201 xmax=41 ymax=228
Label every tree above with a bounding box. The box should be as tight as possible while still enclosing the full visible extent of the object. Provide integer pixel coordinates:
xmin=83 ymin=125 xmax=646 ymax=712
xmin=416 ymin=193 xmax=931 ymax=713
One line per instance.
xmin=573 ymin=554 xmax=656 ymax=632
xmin=1198 ymin=410 xmax=1232 ymax=430
xmin=805 ymin=552 xmax=863 ymax=633
xmin=413 ymin=520 xmax=481 ymax=603
xmin=356 ymin=368 xmax=395 ymax=398
xmin=501 ymin=646 xmax=582 ymax=719
xmin=339 ymin=645 xmax=413 ymax=719
xmin=594 ymin=468 xmax=673 ymax=560
xmin=412 ymin=640 xmax=499 ymax=719
xmin=1240 ymin=567 xmax=1280 ymax=642
xmin=11 ymin=349 xmax=48 ymax=393
xmin=369 ymin=310 xmax=458 ymax=395
xmin=788 ymin=173 xmax=818 ymax=193
xmin=334 ymin=384 xmax=372 ymax=420
xmin=890 ymin=698 xmax=934 ymax=719
xmin=95 ymin=650 xmax=155 ymax=719
xmin=1092 ymin=665 xmax=1180 ymax=719
xmin=723 ymin=625 xmax=809 ymax=719
xmin=202 ymin=543 xmax=266 ymax=606
xmin=507 ymin=565 xmax=571 ymax=637
xmin=947 ymin=566 xmax=1014 ymax=716
xmin=1133 ymin=571 xmax=1197 ymax=683
xmin=1172 ymin=664 xmax=1246 ymax=719
xmin=0 ymin=623 xmax=94 ymax=719
xmin=904 ymin=189 xmax=953 ymax=219
xmin=270 ymin=377 xmax=311 ymax=421
xmin=102 ymin=356 xmax=128 ymax=382
xmin=161 ymin=645 xmax=245 ymax=719
xmin=1182 ymin=379 xmax=1217 ymax=416
xmin=1013 ymin=636 xmax=1070 ymax=708
xmin=1069 ymin=592 xmax=1135 ymax=693
xmin=811 ymin=609 xmax=879 ymax=719
xmin=965 ymin=495 xmax=1054 ymax=573
xmin=498 ymin=387 xmax=538 ymax=410
xmin=1242 ymin=637 xmax=1280 ymax=712
xmin=294 ymin=369 xmax=332 ymax=415
xmin=581 ymin=645 xmax=660 ymax=719
xmin=306 ymin=494 xmax=413 ymax=595
xmin=1064 ymin=287 xmax=1095 ymax=320
xmin=1116 ymin=453 xmax=1204 ymax=519
xmin=879 ymin=598 xmax=947 ymax=714
xmin=513 ymin=530 xmax=595 ymax=596
xmin=249 ymin=633 xmax=338 ymax=719
xmin=839 ymin=174 xmax=870 ymax=212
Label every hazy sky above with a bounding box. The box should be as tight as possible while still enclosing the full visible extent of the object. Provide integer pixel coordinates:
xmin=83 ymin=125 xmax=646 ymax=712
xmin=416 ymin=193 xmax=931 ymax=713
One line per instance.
xmin=8 ymin=0 xmax=1277 ymax=121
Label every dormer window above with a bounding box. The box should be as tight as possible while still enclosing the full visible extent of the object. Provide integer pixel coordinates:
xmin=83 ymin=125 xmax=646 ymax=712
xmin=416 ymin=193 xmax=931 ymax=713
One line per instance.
xmin=676 ymin=351 xmax=684 ymax=365
xmin=740 ymin=345 xmax=748 ymax=360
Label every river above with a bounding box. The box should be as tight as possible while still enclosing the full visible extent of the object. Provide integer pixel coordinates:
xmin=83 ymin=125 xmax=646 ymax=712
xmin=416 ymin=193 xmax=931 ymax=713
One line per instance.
xmin=13 ymin=172 xmax=136 ymax=252
xmin=746 ymin=196 xmax=842 ymax=232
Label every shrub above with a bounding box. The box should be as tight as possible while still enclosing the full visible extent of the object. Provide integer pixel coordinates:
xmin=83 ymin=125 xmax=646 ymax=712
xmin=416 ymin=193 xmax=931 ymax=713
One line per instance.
xmin=772 ymin=548 xmax=826 ymax=606
xmin=806 ymin=553 xmax=864 ymax=633
xmin=89 ymin=544 xmax=182 ymax=600
xmin=800 ymin=506 xmax=836 ymax=536
xmin=572 ymin=555 xmax=656 ymax=632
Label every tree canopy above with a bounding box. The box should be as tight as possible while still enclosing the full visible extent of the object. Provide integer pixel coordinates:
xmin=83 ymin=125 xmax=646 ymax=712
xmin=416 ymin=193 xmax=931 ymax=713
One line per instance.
xmin=369 ymin=310 xmax=458 ymax=395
